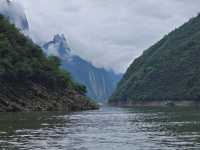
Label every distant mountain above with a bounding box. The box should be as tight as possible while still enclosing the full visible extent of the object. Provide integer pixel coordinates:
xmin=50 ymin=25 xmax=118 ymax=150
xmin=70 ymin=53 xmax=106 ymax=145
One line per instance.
xmin=1 ymin=0 xmax=121 ymax=102
xmin=0 ymin=0 xmax=29 ymax=31
xmin=43 ymin=34 xmax=122 ymax=101
xmin=109 ymin=14 xmax=200 ymax=106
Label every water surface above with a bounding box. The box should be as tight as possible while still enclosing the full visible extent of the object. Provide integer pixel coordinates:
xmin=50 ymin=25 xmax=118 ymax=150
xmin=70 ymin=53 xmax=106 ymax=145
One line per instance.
xmin=1 ymin=106 xmax=200 ymax=150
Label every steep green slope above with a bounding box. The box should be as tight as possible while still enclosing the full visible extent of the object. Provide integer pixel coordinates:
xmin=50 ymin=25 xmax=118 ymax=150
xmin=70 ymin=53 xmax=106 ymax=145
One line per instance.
xmin=0 ymin=15 xmax=98 ymax=112
xmin=109 ymin=14 xmax=200 ymax=104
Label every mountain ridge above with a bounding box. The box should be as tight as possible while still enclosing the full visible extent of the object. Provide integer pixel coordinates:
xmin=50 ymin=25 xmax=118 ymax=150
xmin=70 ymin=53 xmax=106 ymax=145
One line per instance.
xmin=43 ymin=34 xmax=122 ymax=101
xmin=109 ymin=14 xmax=200 ymax=105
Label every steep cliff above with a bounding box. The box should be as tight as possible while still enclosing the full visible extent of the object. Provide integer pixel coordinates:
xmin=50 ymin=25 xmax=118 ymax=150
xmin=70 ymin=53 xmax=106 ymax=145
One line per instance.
xmin=110 ymin=14 xmax=200 ymax=105
xmin=43 ymin=35 xmax=122 ymax=101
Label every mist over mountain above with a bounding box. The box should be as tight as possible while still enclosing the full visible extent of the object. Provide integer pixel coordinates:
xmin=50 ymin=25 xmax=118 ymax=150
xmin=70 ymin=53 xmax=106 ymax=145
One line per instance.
xmin=0 ymin=0 xmax=29 ymax=32
xmin=43 ymin=35 xmax=122 ymax=101
xmin=0 ymin=1 xmax=121 ymax=102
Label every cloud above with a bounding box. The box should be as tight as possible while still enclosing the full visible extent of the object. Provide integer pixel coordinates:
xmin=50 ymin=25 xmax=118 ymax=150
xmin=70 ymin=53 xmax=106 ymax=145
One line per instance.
xmin=0 ymin=0 xmax=29 ymax=31
xmin=15 ymin=0 xmax=200 ymax=73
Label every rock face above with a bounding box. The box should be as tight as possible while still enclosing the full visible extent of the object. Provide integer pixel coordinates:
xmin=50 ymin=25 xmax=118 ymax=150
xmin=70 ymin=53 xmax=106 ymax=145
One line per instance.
xmin=109 ymin=14 xmax=200 ymax=105
xmin=0 ymin=0 xmax=29 ymax=31
xmin=43 ymin=35 xmax=122 ymax=101
xmin=0 ymin=15 xmax=98 ymax=112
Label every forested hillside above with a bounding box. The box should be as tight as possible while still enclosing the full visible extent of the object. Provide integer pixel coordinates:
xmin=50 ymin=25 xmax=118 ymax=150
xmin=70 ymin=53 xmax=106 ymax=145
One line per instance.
xmin=110 ymin=14 xmax=200 ymax=105
xmin=0 ymin=15 xmax=98 ymax=112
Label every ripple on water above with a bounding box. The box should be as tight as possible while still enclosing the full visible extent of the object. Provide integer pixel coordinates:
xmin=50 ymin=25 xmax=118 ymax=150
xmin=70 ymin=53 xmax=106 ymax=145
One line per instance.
xmin=0 ymin=106 xmax=200 ymax=150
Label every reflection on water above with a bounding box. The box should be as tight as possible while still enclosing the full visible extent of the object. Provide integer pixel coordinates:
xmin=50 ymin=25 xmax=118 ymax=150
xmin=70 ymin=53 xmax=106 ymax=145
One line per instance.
xmin=1 ymin=106 xmax=200 ymax=150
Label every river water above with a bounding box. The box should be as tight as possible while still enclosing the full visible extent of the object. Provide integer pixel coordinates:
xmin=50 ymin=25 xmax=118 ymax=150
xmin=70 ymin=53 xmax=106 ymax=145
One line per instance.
xmin=0 ymin=106 xmax=200 ymax=150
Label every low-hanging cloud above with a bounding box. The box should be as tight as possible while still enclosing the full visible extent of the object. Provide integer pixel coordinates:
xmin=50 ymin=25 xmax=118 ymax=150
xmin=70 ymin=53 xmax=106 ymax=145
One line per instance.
xmin=0 ymin=0 xmax=29 ymax=31
xmin=14 ymin=0 xmax=200 ymax=73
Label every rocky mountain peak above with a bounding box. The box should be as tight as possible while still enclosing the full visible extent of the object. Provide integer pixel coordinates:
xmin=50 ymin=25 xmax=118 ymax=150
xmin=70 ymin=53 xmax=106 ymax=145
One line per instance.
xmin=43 ymin=34 xmax=72 ymax=59
xmin=43 ymin=34 xmax=122 ymax=101
xmin=53 ymin=34 xmax=66 ymax=43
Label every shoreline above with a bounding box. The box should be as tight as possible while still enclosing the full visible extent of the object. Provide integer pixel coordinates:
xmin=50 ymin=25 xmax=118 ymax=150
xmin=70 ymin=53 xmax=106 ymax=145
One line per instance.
xmin=109 ymin=100 xmax=200 ymax=107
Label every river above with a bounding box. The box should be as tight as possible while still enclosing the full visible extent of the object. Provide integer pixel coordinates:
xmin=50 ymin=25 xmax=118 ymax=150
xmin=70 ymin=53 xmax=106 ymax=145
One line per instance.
xmin=0 ymin=106 xmax=200 ymax=150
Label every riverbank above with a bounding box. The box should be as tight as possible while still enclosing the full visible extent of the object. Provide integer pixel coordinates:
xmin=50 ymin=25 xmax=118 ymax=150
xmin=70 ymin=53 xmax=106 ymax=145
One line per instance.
xmin=0 ymin=80 xmax=99 ymax=112
xmin=109 ymin=100 xmax=200 ymax=107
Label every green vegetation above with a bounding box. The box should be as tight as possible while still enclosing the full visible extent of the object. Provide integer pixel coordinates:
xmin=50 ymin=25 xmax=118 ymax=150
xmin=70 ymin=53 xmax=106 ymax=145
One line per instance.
xmin=109 ymin=14 xmax=200 ymax=103
xmin=0 ymin=15 xmax=87 ymax=95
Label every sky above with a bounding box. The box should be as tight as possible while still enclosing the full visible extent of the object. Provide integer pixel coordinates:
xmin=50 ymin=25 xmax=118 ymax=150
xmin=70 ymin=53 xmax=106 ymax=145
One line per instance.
xmin=13 ymin=0 xmax=200 ymax=73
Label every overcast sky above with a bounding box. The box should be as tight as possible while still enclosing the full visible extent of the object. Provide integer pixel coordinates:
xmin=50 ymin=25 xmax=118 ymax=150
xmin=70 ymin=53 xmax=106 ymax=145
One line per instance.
xmin=15 ymin=0 xmax=200 ymax=73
